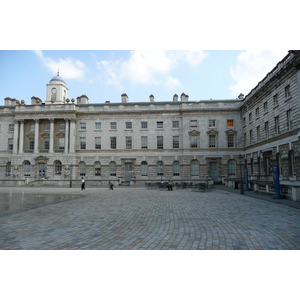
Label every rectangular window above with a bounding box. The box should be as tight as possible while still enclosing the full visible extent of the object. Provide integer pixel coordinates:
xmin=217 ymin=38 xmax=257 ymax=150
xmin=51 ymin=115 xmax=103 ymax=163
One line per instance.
xmin=95 ymin=137 xmax=101 ymax=149
xmin=9 ymin=124 xmax=14 ymax=131
xmin=285 ymin=85 xmax=291 ymax=98
xmin=173 ymin=136 xmax=179 ymax=148
xmin=8 ymin=138 xmax=13 ymax=150
xmin=227 ymin=134 xmax=234 ymax=147
xmin=255 ymin=107 xmax=259 ymax=118
xmin=141 ymin=136 xmax=148 ymax=149
xmin=157 ymin=121 xmax=163 ymax=129
xmin=191 ymin=136 xmax=198 ymax=148
xmin=80 ymin=123 xmax=86 ymax=130
xmin=30 ymin=124 xmax=35 ymax=132
xmin=110 ymin=137 xmax=116 ymax=149
xmin=172 ymin=121 xmax=179 ymax=128
xmin=110 ymin=122 xmax=117 ymax=129
xmin=249 ymin=113 xmax=252 ymax=122
xmin=287 ymin=109 xmax=293 ymax=130
xmin=275 ymin=116 xmax=280 ymax=135
xmin=44 ymin=123 xmax=50 ymax=131
xmin=141 ymin=121 xmax=148 ymax=129
xmin=227 ymin=120 xmax=234 ymax=127
xmin=264 ymin=101 xmax=268 ymax=113
xmin=273 ymin=94 xmax=278 ymax=106
xmin=257 ymin=126 xmax=261 ymax=142
xmin=190 ymin=120 xmax=198 ymax=128
xmin=95 ymin=122 xmax=101 ymax=130
xmin=157 ymin=136 xmax=163 ymax=149
xmin=209 ymin=135 xmax=216 ymax=148
xmin=58 ymin=138 xmax=65 ymax=150
xmin=59 ymin=123 xmax=65 ymax=131
xmin=29 ymin=138 xmax=34 ymax=150
xmin=249 ymin=130 xmax=253 ymax=144
xmin=44 ymin=137 xmax=49 ymax=150
xmin=209 ymin=120 xmax=216 ymax=127
xmin=126 ymin=136 xmax=132 ymax=149
xmin=80 ymin=137 xmax=86 ymax=150
xmin=125 ymin=122 xmax=132 ymax=129
xmin=265 ymin=121 xmax=269 ymax=138
xmin=244 ymin=133 xmax=247 ymax=147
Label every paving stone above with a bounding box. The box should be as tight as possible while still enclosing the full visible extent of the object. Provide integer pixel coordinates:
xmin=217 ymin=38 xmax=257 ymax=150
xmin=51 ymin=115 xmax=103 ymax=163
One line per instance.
xmin=1 ymin=186 xmax=300 ymax=250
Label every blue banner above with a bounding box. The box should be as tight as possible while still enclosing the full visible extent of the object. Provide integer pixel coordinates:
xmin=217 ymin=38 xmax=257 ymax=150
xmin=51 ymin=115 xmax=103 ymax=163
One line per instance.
xmin=272 ymin=165 xmax=281 ymax=198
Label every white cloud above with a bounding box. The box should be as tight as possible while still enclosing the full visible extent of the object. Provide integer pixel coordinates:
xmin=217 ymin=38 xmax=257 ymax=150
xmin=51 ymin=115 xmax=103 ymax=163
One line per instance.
xmin=229 ymin=50 xmax=288 ymax=97
xmin=165 ymin=76 xmax=182 ymax=89
xmin=33 ymin=50 xmax=86 ymax=79
xmin=97 ymin=50 xmax=208 ymax=89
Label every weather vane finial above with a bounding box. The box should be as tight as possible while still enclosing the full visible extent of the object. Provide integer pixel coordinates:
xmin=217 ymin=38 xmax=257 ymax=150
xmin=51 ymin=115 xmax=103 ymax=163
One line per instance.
xmin=57 ymin=68 xmax=60 ymax=76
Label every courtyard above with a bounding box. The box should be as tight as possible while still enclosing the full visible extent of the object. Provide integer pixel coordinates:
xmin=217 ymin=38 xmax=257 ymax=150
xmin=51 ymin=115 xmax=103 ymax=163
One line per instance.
xmin=1 ymin=186 xmax=300 ymax=250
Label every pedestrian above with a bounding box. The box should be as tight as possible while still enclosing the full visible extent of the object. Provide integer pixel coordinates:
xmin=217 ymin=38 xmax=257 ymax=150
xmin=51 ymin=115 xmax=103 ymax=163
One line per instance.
xmin=81 ymin=177 xmax=85 ymax=192
xmin=167 ymin=180 xmax=173 ymax=191
xmin=109 ymin=180 xmax=114 ymax=190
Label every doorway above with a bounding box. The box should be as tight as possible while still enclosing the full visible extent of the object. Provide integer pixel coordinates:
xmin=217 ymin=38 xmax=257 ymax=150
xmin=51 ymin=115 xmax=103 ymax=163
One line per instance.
xmin=125 ymin=163 xmax=132 ymax=182
xmin=38 ymin=163 xmax=46 ymax=179
xmin=209 ymin=162 xmax=218 ymax=182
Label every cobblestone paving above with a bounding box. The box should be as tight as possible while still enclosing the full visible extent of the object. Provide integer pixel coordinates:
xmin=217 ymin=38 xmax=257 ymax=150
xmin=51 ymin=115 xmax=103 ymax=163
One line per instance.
xmin=1 ymin=187 xmax=300 ymax=250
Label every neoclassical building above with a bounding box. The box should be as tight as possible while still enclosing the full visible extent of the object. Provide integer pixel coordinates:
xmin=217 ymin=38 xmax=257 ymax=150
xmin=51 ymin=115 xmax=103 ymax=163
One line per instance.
xmin=0 ymin=51 xmax=299 ymax=199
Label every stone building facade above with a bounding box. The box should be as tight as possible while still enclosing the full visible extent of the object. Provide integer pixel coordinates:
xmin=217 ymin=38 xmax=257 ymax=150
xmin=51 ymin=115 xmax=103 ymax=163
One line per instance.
xmin=0 ymin=51 xmax=299 ymax=199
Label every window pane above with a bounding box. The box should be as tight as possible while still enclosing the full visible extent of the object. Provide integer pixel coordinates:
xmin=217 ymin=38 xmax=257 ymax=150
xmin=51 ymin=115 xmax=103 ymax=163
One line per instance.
xmin=157 ymin=122 xmax=163 ymax=128
xmin=110 ymin=137 xmax=116 ymax=149
xmin=126 ymin=136 xmax=132 ymax=149
xmin=209 ymin=135 xmax=216 ymax=148
xmin=157 ymin=136 xmax=163 ymax=149
xmin=173 ymin=136 xmax=179 ymax=148
xmin=172 ymin=121 xmax=179 ymax=128
xmin=141 ymin=136 xmax=148 ymax=149
xmin=95 ymin=137 xmax=101 ymax=149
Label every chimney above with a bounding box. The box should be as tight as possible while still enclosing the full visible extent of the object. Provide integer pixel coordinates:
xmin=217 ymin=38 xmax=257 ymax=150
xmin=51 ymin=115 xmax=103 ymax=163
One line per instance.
xmin=149 ymin=94 xmax=155 ymax=102
xmin=121 ymin=93 xmax=129 ymax=103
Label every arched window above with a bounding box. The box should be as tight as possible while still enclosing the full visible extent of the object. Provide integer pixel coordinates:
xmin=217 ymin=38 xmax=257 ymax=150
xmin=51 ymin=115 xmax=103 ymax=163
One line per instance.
xmin=141 ymin=161 xmax=148 ymax=176
xmin=6 ymin=162 xmax=11 ymax=177
xmin=190 ymin=160 xmax=199 ymax=177
xmin=173 ymin=161 xmax=180 ymax=176
xmin=79 ymin=161 xmax=86 ymax=176
xmin=157 ymin=161 xmax=163 ymax=176
xmin=23 ymin=160 xmax=31 ymax=177
xmin=227 ymin=160 xmax=236 ymax=177
xmin=95 ymin=161 xmax=101 ymax=176
xmin=109 ymin=161 xmax=116 ymax=176
xmin=54 ymin=160 xmax=62 ymax=175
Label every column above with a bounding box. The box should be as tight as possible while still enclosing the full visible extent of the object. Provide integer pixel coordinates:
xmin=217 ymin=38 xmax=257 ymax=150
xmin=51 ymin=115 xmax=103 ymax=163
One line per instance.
xmin=34 ymin=119 xmax=40 ymax=154
xmin=64 ymin=118 xmax=69 ymax=154
xmin=69 ymin=118 xmax=76 ymax=153
xmin=13 ymin=120 xmax=19 ymax=154
xmin=49 ymin=119 xmax=54 ymax=154
xmin=19 ymin=120 xmax=24 ymax=154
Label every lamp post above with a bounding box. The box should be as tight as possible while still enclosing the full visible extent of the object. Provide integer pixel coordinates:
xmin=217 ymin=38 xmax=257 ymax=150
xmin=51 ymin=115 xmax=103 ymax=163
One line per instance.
xmin=160 ymin=163 xmax=163 ymax=182
xmin=239 ymin=154 xmax=244 ymax=195
xmin=69 ymin=164 xmax=73 ymax=188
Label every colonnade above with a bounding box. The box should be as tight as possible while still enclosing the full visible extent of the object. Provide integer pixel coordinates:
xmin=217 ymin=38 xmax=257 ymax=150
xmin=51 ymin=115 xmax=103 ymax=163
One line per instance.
xmin=12 ymin=118 xmax=76 ymax=154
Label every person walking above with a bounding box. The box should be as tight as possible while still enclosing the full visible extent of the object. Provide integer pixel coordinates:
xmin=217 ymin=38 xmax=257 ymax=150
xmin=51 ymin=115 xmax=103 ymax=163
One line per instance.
xmin=81 ymin=177 xmax=85 ymax=192
xmin=109 ymin=181 xmax=114 ymax=190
